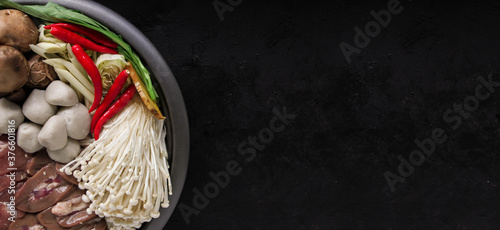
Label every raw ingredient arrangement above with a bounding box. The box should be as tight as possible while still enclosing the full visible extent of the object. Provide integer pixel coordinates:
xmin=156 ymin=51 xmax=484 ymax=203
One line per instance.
xmin=0 ymin=1 xmax=172 ymax=229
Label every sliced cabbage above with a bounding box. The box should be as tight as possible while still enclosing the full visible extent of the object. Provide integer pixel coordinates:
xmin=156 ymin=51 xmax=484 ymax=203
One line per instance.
xmin=38 ymin=24 xmax=62 ymax=43
xmin=95 ymin=54 xmax=127 ymax=90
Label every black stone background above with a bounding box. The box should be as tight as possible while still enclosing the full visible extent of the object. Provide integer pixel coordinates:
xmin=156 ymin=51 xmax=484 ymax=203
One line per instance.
xmin=95 ymin=0 xmax=500 ymax=229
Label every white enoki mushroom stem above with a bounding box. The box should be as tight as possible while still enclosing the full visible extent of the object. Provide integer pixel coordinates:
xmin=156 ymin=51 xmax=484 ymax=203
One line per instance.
xmin=62 ymin=96 xmax=171 ymax=229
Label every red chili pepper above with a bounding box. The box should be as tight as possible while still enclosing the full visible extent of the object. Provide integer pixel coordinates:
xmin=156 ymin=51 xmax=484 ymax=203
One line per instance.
xmin=94 ymin=85 xmax=136 ymax=140
xmin=72 ymin=44 xmax=103 ymax=113
xmin=45 ymin=23 xmax=118 ymax=49
xmin=50 ymin=26 xmax=118 ymax=54
xmin=91 ymin=69 xmax=130 ymax=133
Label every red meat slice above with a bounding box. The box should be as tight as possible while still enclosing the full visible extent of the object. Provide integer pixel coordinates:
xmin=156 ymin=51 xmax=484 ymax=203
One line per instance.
xmin=0 ymin=202 xmax=13 ymax=230
xmin=73 ymin=219 xmax=106 ymax=230
xmin=0 ymin=171 xmax=28 ymax=194
xmin=25 ymin=150 xmax=53 ymax=176
xmin=57 ymin=210 xmax=97 ymax=228
xmin=0 ymin=135 xmax=32 ymax=176
xmin=0 ymin=181 xmax=24 ymax=203
xmin=8 ymin=213 xmax=46 ymax=230
xmin=15 ymin=163 xmax=76 ymax=213
xmin=36 ymin=190 xmax=103 ymax=230
xmin=55 ymin=163 xmax=79 ymax=185
xmin=36 ymin=207 xmax=67 ymax=230
xmin=52 ymin=190 xmax=95 ymax=228
xmin=51 ymin=189 xmax=86 ymax=216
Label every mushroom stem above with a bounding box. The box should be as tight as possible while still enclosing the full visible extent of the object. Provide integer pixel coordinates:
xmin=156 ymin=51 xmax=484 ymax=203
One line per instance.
xmin=63 ymin=96 xmax=171 ymax=229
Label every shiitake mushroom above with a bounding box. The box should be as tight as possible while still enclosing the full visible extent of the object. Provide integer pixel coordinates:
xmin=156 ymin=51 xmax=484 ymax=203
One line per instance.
xmin=0 ymin=45 xmax=29 ymax=94
xmin=0 ymin=9 xmax=57 ymax=96
xmin=0 ymin=9 xmax=38 ymax=53
xmin=27 ymin=54 xmax=58 ymax=89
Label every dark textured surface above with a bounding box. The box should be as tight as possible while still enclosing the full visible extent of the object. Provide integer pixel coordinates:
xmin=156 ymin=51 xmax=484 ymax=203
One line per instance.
xmin=95 ymin=0 xmax=500 ymax=229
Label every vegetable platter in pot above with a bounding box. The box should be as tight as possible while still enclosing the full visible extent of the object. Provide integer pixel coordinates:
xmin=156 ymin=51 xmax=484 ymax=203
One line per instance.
xmin=0 ymin=0 xmax=189 ymax=229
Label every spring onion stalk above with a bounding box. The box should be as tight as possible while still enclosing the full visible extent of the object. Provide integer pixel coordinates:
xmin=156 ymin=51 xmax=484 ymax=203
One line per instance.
xmin=0 ymin=0 xmax=159 ymax=101
xmin=54 ymin=68 xmax=94 ymax=102
xmin=44 ymin=58 xmax=94 ymax=93
xmin=62 ymin=96 xmax=171 ymax=230
xmin=35 ymin=42 xmax=66 ymax=53
xmin=29 ymin=44 xmax=49 ymax=59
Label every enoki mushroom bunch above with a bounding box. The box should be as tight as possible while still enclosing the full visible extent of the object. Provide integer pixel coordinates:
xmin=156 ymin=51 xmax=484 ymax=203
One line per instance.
xmin=63 ymin=96 xmax=172 ymax=230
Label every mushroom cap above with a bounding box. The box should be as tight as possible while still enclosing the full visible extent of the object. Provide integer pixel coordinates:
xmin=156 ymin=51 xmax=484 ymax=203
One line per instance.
xmin=27 ymin=54 xmax=58 ymax=89
xmin=0 ymin=45 xmax=29 ymax=93
xmin=0 ymin=9 xmax=38 ymax=53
